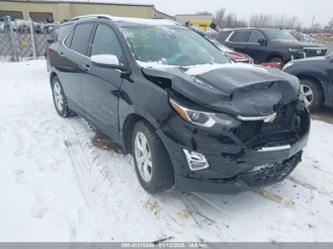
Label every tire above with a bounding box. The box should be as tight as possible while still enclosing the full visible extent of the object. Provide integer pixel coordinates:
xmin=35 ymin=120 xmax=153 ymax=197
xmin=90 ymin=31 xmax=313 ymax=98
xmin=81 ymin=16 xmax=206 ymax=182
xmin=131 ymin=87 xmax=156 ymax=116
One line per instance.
xmin=51 ymin=76 xmax=76 ymax=118
xmin=299 ymin=78 xmax=324 ymax=112
xmin=131 ymin=121 xmax=174 ymax=194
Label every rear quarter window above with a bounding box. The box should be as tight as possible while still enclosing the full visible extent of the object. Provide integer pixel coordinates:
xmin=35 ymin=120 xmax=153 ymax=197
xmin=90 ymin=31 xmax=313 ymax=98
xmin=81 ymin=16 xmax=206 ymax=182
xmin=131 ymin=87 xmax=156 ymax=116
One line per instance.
xmin=216 ymin=31 xmax=232 ymax=42
xmin=56 ymin=24 xmax=73 ymax=42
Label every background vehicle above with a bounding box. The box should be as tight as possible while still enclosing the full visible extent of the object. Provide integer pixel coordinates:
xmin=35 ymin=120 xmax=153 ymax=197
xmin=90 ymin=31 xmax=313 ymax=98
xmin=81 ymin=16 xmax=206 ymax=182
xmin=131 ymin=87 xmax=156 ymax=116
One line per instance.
xmin=210 ymin=39 xmax=254 ymax=64
xmin=188 ymin=20 xmax=212 ymax=31
xmin=212 ymin=39 xmax=282 ymax=68
xmin=283 ymin=56 xmax=333 ymax=111
xmin=48 ymin=15 xmax=310 ymax=194
xmin=217 ymin=28 xmax=327 ymax=65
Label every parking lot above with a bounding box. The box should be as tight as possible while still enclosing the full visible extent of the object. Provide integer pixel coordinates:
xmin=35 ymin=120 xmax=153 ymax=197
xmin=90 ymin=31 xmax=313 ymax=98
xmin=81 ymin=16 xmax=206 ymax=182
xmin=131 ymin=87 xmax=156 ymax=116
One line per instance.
xmin=0 ymin=60 xmax=333 ymax=242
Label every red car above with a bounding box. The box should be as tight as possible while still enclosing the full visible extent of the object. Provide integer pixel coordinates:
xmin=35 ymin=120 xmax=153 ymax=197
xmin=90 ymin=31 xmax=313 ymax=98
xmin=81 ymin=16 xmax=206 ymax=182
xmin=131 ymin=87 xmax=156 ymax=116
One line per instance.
xmin=211 ymin=40 xmax=254 ymax=64
xmin=212 ymin=40 xmax=282 ymax=68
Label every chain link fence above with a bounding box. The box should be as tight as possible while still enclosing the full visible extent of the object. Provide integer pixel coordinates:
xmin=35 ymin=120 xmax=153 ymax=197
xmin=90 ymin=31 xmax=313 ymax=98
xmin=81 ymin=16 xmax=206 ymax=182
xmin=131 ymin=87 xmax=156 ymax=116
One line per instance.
xmin=0 ymin=16 xmax=50 ymax=62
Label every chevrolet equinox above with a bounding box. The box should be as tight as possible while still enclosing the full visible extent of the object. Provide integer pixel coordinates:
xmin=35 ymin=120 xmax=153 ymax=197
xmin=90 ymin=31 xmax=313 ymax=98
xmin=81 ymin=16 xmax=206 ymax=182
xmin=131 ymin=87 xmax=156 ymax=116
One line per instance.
xmin=48 ymin=15 xmax=310 ymax=194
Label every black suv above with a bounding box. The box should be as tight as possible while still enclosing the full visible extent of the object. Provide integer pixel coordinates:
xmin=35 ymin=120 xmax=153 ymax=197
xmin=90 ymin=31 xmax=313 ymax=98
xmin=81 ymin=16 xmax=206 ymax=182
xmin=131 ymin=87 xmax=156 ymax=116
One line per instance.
xmin=48 ymin=15 xmax=310 ymax=194
xmin=283 ymin=55 xmax=333 ymax=111
xmin=217 ymin=28 xmax=327 ymax=65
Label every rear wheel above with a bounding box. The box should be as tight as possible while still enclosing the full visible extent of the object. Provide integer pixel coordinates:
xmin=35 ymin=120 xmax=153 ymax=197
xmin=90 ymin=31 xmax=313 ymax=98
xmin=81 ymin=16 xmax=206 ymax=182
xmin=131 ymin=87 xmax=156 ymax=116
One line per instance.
xmin=299 ymin=78 xmax=324 ymax=112
xmin=131 ymin=121 xmax=174 ymax=194
xmin=51 ymin=76 xmax=76 ymax=118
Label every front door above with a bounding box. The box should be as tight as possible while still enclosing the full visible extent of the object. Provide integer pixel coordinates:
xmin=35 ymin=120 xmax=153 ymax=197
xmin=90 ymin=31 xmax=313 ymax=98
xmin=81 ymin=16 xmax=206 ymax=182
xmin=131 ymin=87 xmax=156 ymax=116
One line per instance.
xmin=81 ymin=23 xmax=126 ymax=136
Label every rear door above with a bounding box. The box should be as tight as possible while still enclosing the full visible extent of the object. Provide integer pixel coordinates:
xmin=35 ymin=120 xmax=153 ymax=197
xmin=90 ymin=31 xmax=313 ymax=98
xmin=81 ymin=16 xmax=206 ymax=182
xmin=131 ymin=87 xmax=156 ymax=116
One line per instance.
xmin=246 ymin=30 xmax=267 ymax=64
xmin=56 ymin=22 xmax=94 ymax=107
xmin=81 ymin=22 xmax=126 ymax=136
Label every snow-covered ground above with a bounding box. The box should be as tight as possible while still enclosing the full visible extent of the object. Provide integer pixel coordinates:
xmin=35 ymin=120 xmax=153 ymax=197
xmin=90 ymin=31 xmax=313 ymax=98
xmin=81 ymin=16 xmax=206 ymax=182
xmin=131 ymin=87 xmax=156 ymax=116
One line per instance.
xmin=0 ymin=60 xmax=333 ymax=242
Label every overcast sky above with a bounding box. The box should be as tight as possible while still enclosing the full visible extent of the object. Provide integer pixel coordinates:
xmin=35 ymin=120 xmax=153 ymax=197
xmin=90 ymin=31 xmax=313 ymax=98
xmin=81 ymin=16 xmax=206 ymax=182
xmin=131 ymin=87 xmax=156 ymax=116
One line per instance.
xmin=64 ymin=0 xmax=333 ymax=27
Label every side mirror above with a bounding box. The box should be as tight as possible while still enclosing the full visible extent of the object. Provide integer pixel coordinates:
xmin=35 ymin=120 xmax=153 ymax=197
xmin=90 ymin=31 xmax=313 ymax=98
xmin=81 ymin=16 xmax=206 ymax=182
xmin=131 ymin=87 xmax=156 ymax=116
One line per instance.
xmin=90 ymin=54 xmax=121 ymax=68
xmin=258 ymin=38 xmax=267 ymax=46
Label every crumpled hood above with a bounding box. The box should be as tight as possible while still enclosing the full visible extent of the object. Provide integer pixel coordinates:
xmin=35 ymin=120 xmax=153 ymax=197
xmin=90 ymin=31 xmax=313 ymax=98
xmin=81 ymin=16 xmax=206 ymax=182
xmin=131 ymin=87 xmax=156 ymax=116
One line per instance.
xmin=142 ymin=63 xmax=300 ymax=116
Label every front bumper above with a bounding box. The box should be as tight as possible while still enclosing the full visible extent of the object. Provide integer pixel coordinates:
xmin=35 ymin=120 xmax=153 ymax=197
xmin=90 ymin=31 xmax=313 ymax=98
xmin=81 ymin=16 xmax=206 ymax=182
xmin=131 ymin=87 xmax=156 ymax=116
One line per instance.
xmin=157 ymin=101 xmax=310 ymax=194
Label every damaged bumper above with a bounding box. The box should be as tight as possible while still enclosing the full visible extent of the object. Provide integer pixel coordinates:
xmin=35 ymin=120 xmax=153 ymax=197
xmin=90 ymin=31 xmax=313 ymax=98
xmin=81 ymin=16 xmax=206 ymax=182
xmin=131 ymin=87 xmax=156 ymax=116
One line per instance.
xmin=157 ymin=101 xmax=310 ymax=194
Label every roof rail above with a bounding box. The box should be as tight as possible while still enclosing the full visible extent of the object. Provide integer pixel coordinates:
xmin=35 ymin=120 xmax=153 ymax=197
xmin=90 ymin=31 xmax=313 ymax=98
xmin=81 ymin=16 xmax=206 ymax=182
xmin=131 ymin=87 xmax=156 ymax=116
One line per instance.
xmin=70 ymin=14 xmax=113 ymax=21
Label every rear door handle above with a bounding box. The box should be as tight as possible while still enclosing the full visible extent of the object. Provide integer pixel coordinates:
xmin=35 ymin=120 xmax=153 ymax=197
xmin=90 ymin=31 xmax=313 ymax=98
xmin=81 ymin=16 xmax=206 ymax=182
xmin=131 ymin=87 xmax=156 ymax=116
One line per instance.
xmin=60 ymin=52 xmax=65 ymax=57
xmin=81 ymin=64 xmax=90 ymax=72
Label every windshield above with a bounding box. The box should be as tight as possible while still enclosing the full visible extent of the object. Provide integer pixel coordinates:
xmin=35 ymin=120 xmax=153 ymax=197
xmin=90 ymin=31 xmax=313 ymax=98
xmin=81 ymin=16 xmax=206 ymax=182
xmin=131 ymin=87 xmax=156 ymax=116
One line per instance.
xmin=211 ymin=40 xmax=233 ymax=52
xmin=120 ymin=25 xmax=229 ymax=67
xmin=264 ymin=29 xmax=298 ymax=42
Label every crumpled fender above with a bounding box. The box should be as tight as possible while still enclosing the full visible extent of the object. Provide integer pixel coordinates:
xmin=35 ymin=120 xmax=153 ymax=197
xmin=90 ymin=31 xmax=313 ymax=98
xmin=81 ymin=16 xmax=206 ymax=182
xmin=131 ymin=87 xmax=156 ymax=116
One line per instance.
xmin=142 ymin=64 xmax=300 ymax=116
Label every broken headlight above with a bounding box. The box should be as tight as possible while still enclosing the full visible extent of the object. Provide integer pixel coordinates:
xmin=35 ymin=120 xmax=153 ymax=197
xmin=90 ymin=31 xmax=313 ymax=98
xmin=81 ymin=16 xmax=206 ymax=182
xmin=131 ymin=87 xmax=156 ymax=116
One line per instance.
xmin=169 ymin=98 xmax=240 ymax=128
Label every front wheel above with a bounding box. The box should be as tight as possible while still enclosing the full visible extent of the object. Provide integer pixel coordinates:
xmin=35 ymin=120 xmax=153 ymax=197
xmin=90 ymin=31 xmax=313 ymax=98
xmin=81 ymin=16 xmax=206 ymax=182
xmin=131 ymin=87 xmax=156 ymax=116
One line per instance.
xmin=132 ymin=121 xmax=174 ymax=194
xmin=299 ymin=79 xmax=324 ymax=112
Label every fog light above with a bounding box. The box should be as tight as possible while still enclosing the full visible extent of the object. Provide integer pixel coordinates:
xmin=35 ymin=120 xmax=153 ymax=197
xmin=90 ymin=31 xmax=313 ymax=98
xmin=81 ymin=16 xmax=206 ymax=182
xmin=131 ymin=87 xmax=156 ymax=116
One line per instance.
xmin=183 ymin=149 xmax=209 ymax=171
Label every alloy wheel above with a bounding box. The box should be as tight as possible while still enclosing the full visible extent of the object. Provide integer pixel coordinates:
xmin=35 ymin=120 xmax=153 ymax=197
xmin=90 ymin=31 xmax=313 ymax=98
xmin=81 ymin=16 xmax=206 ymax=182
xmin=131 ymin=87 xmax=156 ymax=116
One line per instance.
xmin=299 ymin=84 xmax=314 ymax=108
xmin=53 ymin=81 xmax=64 ymax=113
xmin=134 ymin=132 xmax=153 ymax=182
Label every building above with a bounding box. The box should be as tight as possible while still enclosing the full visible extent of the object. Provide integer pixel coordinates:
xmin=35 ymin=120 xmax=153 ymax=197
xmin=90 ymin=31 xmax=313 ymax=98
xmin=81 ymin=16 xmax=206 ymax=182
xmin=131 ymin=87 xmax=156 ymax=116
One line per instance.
xmin=0 ymin=0 xmax=155 ymax=22
xmin=153 ymin=9 xmax=174 ymax=20
xmin=174 ymin=13 xmax=213 ymax=25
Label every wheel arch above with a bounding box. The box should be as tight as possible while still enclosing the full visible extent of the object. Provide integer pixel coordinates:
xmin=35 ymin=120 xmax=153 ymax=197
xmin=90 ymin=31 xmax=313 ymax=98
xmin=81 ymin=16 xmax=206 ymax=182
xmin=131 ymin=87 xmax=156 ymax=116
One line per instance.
xmin=49 ymin=71 xmax=58 ymax=86
xmin=121 ymin=113 xmax=159 ymax=153
xmin=297 ymin=74 xmax=326 ymax=102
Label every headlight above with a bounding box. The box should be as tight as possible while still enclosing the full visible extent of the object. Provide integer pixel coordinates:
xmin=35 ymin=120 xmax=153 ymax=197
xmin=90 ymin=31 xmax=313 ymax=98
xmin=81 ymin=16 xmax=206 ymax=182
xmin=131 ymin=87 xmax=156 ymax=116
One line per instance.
xmin=169 ymin=99 xmax=240 ymax=128
xmin=288 ymin=48 xmax=301 ymax=53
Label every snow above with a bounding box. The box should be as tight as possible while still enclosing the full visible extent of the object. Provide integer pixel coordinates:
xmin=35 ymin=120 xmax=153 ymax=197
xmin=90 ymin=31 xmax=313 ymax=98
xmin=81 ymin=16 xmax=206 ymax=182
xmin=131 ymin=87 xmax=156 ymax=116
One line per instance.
xmin=184 ymin=63 xmax=268 ymax=75
xmin=0 ymin=60 xmax=333 ymax=242
xmin=70 ymin=15 xmax=177 ymax=26
xmin=112 ymin=16 xmax=178 ymax=26
xmin=136 ymin=62 xmax=271 ymax=76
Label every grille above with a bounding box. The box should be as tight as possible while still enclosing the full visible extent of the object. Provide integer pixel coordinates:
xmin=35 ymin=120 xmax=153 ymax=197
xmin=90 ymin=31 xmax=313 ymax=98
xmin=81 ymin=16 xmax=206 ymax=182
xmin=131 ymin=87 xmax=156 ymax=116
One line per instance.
xmin=234 ymin=102 xmax=300 ymax=147
xmin=304 ymin=49 xmax=327 ymax=57
xmin=241 ymin=152 xmax=302 ymax=187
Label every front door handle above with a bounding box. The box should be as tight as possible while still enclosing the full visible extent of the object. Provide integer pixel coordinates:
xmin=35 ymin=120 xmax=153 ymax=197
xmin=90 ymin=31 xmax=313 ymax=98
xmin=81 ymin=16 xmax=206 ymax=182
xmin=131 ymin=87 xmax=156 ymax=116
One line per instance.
xmin=81 ymin=64 xmax=90 ymax=72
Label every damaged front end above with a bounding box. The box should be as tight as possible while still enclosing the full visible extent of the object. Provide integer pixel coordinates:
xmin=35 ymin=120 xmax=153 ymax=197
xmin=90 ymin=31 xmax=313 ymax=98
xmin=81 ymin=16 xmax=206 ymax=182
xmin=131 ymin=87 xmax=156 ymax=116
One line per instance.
xmin=142 ymin=64 xmax=310 ymax=193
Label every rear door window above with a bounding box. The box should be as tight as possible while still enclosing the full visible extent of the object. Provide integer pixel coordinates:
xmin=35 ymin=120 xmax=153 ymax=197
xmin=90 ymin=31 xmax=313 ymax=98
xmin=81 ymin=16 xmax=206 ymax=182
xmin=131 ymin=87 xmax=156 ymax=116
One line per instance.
xmin=70 ymin=22 xmax=94 ymax=55
xmin=249 ymin=30 xmax=265 ymax=44
xmin=229 ymin=31 xmax=251 ymax=43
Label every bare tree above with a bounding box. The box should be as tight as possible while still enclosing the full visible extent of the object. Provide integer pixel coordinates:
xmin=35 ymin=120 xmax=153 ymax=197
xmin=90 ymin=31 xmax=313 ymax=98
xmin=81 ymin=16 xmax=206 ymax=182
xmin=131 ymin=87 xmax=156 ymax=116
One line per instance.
xmin=328 ymin=17 xmax=333 ymax=30
xmin=249 ymin=13 xmax=302 ymax=30
xmin=214 ymin=8 xmax=226 ymax=28
xmin=214 ymin=9 xmax=247 ymax=29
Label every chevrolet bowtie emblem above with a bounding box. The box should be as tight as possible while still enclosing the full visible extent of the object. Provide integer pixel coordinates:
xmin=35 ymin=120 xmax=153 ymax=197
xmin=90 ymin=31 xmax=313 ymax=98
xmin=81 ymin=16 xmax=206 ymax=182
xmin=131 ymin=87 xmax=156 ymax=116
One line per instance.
xmin=264 ymin=113 xmax=277 ymax=123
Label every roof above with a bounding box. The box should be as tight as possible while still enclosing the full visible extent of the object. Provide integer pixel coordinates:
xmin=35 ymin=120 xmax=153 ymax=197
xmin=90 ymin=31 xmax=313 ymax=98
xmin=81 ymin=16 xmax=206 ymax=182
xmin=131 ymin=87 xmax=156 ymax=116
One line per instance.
xmin=70 ymin=14 xmax=178 ymax=26
xmin=0 ymin=0 xmax=154 ymax=7
xmin=221 ymin=27 xmax=285 ymax=32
